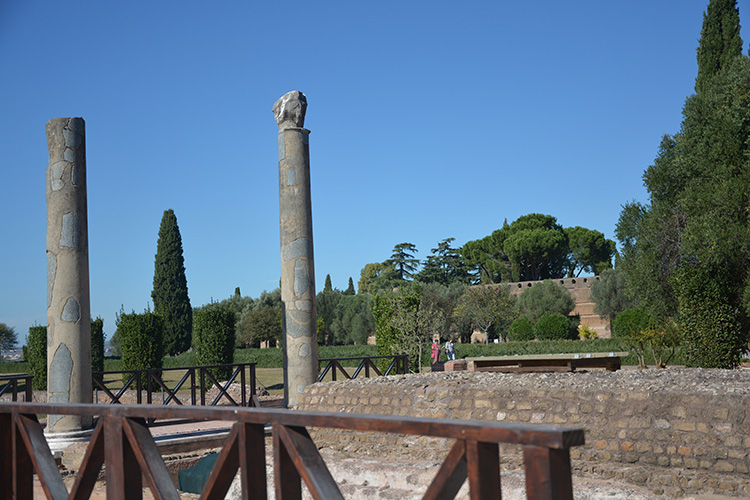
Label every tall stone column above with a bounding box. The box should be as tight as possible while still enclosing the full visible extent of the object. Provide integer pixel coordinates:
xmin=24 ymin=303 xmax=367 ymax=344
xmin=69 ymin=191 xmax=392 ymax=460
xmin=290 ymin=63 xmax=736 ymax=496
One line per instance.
xmin=274 ymin=91 xmax=318 ymax=408
xmin=46 ymin=117 xmax=93 ymax=435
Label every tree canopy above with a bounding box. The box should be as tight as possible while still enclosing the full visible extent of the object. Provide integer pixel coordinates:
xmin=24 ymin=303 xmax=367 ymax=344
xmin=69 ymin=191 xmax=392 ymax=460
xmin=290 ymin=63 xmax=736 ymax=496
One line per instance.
xmin=462 ymin=214 xmax=614 ymax=283
xmin=616 ymin=0 xmax=750 ymax=367
xmin=0 ymin=323 xmax=18 ymax=354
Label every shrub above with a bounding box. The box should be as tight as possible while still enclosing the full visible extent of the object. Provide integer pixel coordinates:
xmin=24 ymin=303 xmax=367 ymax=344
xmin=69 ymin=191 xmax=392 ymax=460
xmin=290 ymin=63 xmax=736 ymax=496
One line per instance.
xmin=507 ymin=317 xmax=535 ymax=341
xmin=613 ymin=306 xmax=652 ymax=368
xmin=116 ymin=309 xmax=164 ymax=385
xmin=193 ymin=303 xmax=236 ymax=382
xmin=27 ymin=326 xmax=47 ymax=390
xmin=612 ymin=306 xmax=650 ymax=339
xmin=577 ymin=324 xmax=598 ymax=340
xmin=91 ymin=317 xmax=105 ymax=374
xmin=534 ymin=313 xmax=572 ymax=340
xmin=517 ymin=280 xmax=575 ymax=322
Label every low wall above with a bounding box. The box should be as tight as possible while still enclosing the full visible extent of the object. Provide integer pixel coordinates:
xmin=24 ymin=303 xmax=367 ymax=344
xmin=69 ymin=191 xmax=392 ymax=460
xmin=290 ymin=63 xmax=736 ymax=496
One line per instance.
xmin=297 ymin=369 xmax=750 ymax=498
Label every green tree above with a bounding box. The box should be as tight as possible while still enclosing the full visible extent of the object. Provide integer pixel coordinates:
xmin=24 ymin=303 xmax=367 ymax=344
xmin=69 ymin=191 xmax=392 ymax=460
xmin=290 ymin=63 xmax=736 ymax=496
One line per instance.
xmin=503 ymin=214 xmax=569 ymax=281
xmin=386 ymin=242 xmax=420 ymax=282
xmin=358 ymin=262 xmax=398 ymax=294
xmin=564 ymin=226 xmax=615 ymax=277
xmin=695 ymin=0 xmax=743 ymax=93
xmin=453 ymin=286 xmax=517 ymax=343
xmin=316 ymin=288 xmax=342 ymax=345
xmin=418 ymin=282 xmax=467 ymax=341
xmin=343 ymin=277 xmax=356 ymax=295
xmin=417 ymin=238 xmax=474 ymax=285
xmin=590 ymin=268 xmax=635 ymax=333
xmin=151 ymin=209 xmax=192 ymax=355
xmin=517 ymin=280 xmax=575 ymax=322
xmin=238 ymin=305 xmax=281 ymax=348
xmin=0 ymin=323 xmax=18 ymax=356
xmin=618 ymin=22 xmax=750 ymax=367
xmin=461 ymin=221 xmax=512 ymax=284
xmin=323 ymin=274 xmax=333 ymax=292
xmin=332 ymin=293 xmax=375 ymax=345
xmin=388 ymin=285 xmax=445 ymax=370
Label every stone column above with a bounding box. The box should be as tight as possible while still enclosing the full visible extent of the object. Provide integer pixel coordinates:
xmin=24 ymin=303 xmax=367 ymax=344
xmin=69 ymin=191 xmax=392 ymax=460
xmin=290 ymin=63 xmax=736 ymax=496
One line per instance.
xmin=274 ymin=91 xmax=318 ymax=408
xmin=46 ymin=117 xmax=93 ymax=435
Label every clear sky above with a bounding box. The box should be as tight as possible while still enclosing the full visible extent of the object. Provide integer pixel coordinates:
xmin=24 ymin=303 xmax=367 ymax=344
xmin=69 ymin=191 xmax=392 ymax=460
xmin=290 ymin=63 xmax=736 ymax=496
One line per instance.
xmin=2 ymin=1 xmax=747 ymax=343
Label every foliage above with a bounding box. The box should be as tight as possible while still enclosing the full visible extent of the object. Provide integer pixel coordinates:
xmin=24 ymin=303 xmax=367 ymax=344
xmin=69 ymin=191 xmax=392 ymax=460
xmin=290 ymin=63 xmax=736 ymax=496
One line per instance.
xmin=461 ymin=223 xmax=512 ymax=284
xmin=641 ymin=323 xmax=681 ymax=368
xmin=388 ymin=284 xmax=443 ymax=369
xmin=417 ymin=238 xmax=474 ymax=285
xmin=534 ymin=313 xmax=573 ymax=341
xmin=238 ymin=305 xmax=282 ymax=348
xmin=590 ymin=268 xmax=635 ymax=334
xmin=616 ymin=4 xmax=750 ymax=368
xmin=344 ymin=277 xmax=356 ymax=295
xmin=331 ymin=293 xmax=374 ymax=345
xmin=116 ymin=309 xmax=164 ymax=384
xmin=462 ymin=215 xmax=612 ymax=284
xmin=695 ymin=0 xmax=743 ymax=93
xmin=27 ymin=325 xmax=47 ymax=390
xmin=419 ymin=282 xmax=467 ymax=341
xmin=372 ymin=285 xmax=423 ymax=371
xmin=151 ymin=209 xmax=192 ymax=356
xmin=453 ymin=285 xmax=517 ymax=342
xmin=577 ymin=324 xmax=598 ymax=340
xmin=316 ymin=289 xmax=342 ymax=345
xmin=507 ymin=317 xmax=535 ymax=341
xmin=0 ymin=323 xmax=18 ymax=356
xmin=564 ymin=226 xmax=615 ymax=277
xmin=91 ymin=317 xmax=105 ymax=374
xmin=386 ymin=242 xmax=420 ymax=282
xmin=323 ymin=274 xmax=333 ymax=292
xmin=517 ymin=280 xmax=575 ymax=322
xmin=193 ymin=303 xmax=236 ymax=382
xmin=358 ymin=261 xmax=398 ymax=294
xmin=612 ymin=306 xmax=652 ymax=368
xmin=674 ymin=266 xmax=746 ymax=368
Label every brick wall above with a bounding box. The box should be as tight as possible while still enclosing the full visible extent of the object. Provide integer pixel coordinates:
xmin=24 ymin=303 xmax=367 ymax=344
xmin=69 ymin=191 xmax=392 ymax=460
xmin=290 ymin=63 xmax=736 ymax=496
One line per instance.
xmin=297 ymin=376 xmax=750 ymax=498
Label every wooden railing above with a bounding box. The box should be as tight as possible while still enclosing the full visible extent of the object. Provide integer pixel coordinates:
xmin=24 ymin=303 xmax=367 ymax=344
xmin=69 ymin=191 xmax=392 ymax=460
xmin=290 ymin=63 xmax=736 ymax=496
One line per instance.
xmin=0 ymin=402 xmax=584 ymax=500
xmin=0 ymin=374 xmax=33 ymax=402
xmin=92 ymin=362 xmax=258 ymax=408
xmin=318 ymin=354 xmax=409 ymax=382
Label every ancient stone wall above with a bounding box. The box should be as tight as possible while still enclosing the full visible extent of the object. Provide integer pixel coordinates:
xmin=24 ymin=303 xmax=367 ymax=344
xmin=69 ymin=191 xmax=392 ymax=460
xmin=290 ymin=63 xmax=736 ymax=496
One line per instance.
xmin=297 ymin=370 xmax=750 ymax=498
xmin=497 ymin=276 xmax=609 ymax=338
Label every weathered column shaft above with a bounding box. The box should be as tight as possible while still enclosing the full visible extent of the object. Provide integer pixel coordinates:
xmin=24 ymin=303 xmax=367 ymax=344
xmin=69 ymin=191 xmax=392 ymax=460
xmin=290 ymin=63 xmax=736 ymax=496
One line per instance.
xmin=274 ymin=91 xmax=318 ymax=407
xmin=46 ymin=117 xmax=92 ymax=433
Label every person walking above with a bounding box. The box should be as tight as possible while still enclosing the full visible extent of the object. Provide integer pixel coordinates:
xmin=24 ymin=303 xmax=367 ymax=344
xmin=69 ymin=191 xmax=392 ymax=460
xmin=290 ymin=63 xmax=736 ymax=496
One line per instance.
xmin=445 ymin=338 xmax=455 ymax=361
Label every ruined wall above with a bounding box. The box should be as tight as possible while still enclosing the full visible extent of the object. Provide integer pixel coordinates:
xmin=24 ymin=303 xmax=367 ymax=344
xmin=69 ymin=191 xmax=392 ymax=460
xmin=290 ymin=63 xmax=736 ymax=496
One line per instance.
xmin=497 ymin=276 xmax=609 ymax=338
xmin=297 ymin=371 xmax=750 ymax=498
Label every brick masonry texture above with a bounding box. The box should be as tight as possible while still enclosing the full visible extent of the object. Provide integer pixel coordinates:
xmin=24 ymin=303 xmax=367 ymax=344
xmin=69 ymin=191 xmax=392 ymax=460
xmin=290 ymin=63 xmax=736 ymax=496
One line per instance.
xmin=297 ymin=369 xmax=750 ymax=498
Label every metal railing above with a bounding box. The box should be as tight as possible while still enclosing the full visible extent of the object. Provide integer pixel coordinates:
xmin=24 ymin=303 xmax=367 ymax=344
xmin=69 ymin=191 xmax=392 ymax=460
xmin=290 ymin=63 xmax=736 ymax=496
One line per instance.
xmin=318 ymin=354 xmax=408 ymax=382
xmin=0 ymin=401 xmax=585 ymax=500
xmin=92 ymin=362 xmax=258 ymax=408
xmin=0 ymin=374 xmax=33 ymax=402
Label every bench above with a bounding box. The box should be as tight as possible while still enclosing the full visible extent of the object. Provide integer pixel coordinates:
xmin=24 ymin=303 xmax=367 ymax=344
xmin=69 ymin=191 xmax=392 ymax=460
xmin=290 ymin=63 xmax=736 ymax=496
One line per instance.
xmin=464 ymin=352 xmax=628 ymax=373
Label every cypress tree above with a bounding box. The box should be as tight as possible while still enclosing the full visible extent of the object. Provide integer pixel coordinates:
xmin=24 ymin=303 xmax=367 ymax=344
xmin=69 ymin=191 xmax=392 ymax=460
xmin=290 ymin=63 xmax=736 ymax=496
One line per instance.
xmin=344 ymin=277 xmax=356 ymax=295
xmin=695 ymin=0 xmax=743 ymax=93
xmin=324 ymin=274 xmax=333 ymax=292
xmin=152 ymin=209 xmax=192 ymax=355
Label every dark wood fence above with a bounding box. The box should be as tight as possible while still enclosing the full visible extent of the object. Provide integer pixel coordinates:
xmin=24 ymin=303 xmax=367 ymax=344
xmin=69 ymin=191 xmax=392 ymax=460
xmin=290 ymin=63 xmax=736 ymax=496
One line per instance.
xmin=0 ymin=374 xmax=32 ymax=402
xmin=318 ymin=354 xmax=408 ymax=382
xmin=92 ymin=362 xmax=258 ymax=408
xmin=0 ymin=401 xmax=584 ymax=500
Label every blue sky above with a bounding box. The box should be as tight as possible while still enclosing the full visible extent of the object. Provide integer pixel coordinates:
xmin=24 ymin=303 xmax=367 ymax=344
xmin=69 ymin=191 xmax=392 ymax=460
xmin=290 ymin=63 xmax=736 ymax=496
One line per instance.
xmin=2 ymin=1 xmax=746 ymax=343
